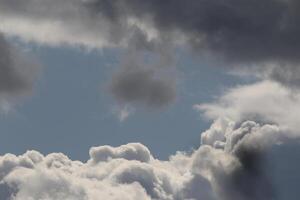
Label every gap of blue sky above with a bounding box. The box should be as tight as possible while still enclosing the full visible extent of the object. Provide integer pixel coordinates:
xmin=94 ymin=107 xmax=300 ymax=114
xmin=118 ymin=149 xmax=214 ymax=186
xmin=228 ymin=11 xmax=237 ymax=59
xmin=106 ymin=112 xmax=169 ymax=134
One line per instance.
xmin=0 ymin=44 xmax=243 ymax=160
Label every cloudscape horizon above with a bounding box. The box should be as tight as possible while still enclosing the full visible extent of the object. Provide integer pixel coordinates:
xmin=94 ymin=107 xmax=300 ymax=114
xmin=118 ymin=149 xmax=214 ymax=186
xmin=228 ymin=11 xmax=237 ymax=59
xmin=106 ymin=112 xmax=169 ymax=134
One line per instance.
xmin=0 ymin=0 xmax=300 ymax=199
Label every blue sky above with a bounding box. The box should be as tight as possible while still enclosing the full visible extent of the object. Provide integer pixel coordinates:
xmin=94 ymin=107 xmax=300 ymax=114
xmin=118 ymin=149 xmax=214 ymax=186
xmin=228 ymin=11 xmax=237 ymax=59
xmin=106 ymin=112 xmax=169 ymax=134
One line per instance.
xmin=0 ymin=44 xmax=242 ymax=161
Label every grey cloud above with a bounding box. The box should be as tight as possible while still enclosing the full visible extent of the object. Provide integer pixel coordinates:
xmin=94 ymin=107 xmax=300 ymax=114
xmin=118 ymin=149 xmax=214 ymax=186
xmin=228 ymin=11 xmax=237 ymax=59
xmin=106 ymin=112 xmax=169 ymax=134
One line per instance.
xmin=109 ymin=57 xmax=176 ymax=108
xmin=89 ymin=0 xmax=300 ymax=63
xmin=4 ymin=0 xmax=300 ymax=63
xmin=0 ymin=33 xmax=37 ymax=96
xmin=266 ymin=64 xmax=300 ymax=88
xmin=3 ymin=0 xmax=300 ymax=107
xmin=1 ymin=0 xmax=177 ymax=109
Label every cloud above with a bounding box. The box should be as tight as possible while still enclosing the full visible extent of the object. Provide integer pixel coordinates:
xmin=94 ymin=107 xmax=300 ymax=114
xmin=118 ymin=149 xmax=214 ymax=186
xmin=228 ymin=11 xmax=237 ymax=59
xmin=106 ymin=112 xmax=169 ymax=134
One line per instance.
xmin=0 ymin=2 xmax=300 ymax=199
xmin=109 ymin=59 xmax=176 ymax=109
xmin=0 ymin=0 xmax=157 ymax=49
xmin=2 ymin=0 xmax=300 ymax=106
xmin=113 ymin=105 xmax=135 ymax=122
xmin=0 ymin=118 xmax=286 ymax=200
xmin=191 ymin=79 xmax=300 ymax=199
xmin=197 ymin=120 xmax=280 ymax=200
xmin=89 ymin=143 xmax=152 ymax=163
xmin=195 ymin=80 xmax=300 ymax=137
xmin=1 ymin=0 xmax=300 ymax=64
xmin=0 ymin=33 xmax=39 ymax=111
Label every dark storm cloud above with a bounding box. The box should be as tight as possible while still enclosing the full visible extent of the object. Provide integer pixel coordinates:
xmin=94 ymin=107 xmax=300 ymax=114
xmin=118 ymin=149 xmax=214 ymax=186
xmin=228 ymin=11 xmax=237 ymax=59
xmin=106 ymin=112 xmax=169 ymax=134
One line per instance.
xmin=85 ymin=0 xmax=299 ymax=63
xmin=266 ymin=64 xmax=300 ymax=88
xmin=87 ymin=0 xmax=300 ymax=86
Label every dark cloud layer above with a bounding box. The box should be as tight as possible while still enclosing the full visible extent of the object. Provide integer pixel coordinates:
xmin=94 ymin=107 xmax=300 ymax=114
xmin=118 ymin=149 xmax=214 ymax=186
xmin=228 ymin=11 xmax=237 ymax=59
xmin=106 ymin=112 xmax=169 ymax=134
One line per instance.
xmin=2 ymin=0 xmax=300 ymax=64
xmin=2 ymin=0 xmax=300 ymax=104
xmin=87 ymin=0 xmax=300 ymax=63
xmin=89 ymin=0 xmax=300 ymax=87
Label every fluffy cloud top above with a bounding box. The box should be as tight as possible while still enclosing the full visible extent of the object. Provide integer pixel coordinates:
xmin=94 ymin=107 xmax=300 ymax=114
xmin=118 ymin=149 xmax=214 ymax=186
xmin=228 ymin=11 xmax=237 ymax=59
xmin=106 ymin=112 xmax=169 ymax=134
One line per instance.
xmin=195 ymin=80 xmax=300 ymax=137
xmin=0 ymin=118 xmax=283 ymax=200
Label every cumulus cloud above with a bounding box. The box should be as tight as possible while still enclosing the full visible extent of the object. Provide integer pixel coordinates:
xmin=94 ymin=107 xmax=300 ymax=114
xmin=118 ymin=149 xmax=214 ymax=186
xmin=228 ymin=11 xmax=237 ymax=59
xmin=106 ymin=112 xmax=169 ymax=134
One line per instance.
xmin=191 ymin=78 xmax=300 ymax=199
xmin=195 ymin=80 xmax=300 ymax=137
xmin=89 ymin=143 xmax=152 ymax=163
xmin=0 ymin=119 xmax=286 ymax=200
xmin=199 ymin=120 xmax=281 ymax=200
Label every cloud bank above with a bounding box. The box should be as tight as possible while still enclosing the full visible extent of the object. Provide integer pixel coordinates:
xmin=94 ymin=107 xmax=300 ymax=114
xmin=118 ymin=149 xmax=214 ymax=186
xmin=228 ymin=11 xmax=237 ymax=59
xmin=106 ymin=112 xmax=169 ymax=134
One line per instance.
xmin=0 ymin=119 xmax=282 ymax=200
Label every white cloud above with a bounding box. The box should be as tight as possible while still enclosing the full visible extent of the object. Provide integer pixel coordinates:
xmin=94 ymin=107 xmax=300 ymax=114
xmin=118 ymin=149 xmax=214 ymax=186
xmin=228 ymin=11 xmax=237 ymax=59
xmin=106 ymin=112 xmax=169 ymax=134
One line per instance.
xmin=0 ymin=117 xmax=284 ymax=200
xmin=195 ymin=80 xmax=300 ymax=137
xmin=0 ymin=0 xmax=158 ymax=49
xmin=113 ymin=105 xmax=135 ymax=122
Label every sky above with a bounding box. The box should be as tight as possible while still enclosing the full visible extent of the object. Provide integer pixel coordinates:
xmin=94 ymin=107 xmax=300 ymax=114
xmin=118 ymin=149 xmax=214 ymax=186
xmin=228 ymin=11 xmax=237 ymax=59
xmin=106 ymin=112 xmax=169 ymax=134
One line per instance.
xmin=0 ymin=1 xmax=300 ymax=200
xmin=0 ymin=44 xmax=242 ymax=161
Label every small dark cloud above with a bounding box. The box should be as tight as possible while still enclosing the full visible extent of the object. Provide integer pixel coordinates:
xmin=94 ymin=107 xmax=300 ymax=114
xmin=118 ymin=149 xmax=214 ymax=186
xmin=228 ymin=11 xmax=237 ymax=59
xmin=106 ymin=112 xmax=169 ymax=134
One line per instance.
xmin=0 ymin=34 xmax=28 ymax=94
xmin=109 ymin=58 xmax=176 ymax=108
xmin=0 ymin=33 xmax=38 ymax=97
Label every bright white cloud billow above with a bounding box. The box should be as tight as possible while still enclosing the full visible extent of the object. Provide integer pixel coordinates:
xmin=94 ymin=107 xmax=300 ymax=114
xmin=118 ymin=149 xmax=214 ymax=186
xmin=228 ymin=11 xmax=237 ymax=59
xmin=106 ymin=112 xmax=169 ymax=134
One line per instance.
xmin=195 ymin=80 xmax=300 ymax=137
xmin=0 ymin=119 xmax=285 ymax=200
